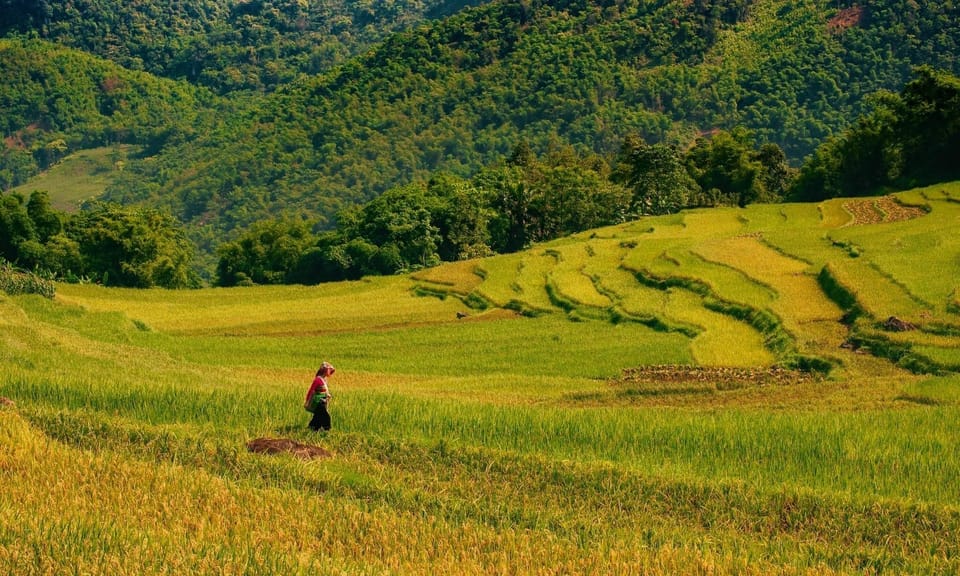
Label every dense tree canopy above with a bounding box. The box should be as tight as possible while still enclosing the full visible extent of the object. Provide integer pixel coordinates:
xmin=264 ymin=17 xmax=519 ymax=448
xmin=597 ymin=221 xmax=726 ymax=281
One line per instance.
xmin=613 ymin=135 xmax=698 ymax=216
xmin=791 ymin=66 xmax=960 ymax=201
xmin=2 ymin=1 xmax=960 ymax=284
xmin=0 ymin=192 xmax=198 ymax=288
xmin=0 ymin=0 xmax=488 ymax=95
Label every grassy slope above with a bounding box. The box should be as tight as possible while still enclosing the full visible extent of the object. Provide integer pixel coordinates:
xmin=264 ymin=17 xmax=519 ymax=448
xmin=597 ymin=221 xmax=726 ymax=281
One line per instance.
xmin=4 ymin=187 xmax=960 ymax=574
xmin=9 ymin=145 xmax=139 ymax=211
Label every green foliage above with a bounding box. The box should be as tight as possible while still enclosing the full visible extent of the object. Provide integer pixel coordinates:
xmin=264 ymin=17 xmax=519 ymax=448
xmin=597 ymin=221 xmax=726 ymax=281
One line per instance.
xmin=66 ymin=204 xmax=198 ymax=288
xmin=0 ymin=0 xmax=485 ymax=95
xmin=0 ymin=259 xmax=54 ymax=298
xmin=612 ymin=134 xmax=699 ymax=215
xmin=483 ymin=143 xmax=631 ymax=250
xmin=0 ymin=37 xmax=220 ymax=188
xmin=25 ymin=190 xmax=61 ymax=241
xmin=896 ymin=66 xmax=960 ymax=185
xmin=0 ymin=192 xmax=37 ymax=264
xmin=427 ymin=173 xmax=494 ymax=261
xmin=817 ymin=264 xmax=866 ymax=322
xmin=3 ymin=188 xmax=196 ymax=288
xmin=343 ymin=184 xmax=443 ymax=270
xmin=685 ymin=127 xmax=792 ymax=207
xmin=217 ymin=217 xmax=321 ymax=287
xmin=792 ymin=67 xmax=960 ymax=200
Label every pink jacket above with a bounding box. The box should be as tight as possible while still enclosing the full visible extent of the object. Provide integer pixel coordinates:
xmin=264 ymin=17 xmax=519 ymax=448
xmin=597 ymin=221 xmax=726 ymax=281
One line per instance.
xmin=305 ymin=375 xmax=329 ymax=406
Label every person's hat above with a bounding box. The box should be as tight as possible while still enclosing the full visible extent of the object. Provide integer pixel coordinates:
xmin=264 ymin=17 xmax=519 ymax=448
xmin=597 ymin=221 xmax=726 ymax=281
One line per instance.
xmin=321 ymin=361 xmax=335 ymax=374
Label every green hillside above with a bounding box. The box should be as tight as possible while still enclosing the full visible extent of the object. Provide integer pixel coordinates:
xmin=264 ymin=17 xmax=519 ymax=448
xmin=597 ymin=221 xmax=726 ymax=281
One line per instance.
xmin=0 ymin=37 xmax=225 ymax=189
xmin=0 ymin=0 xmax=489 ymax=94
xmin=8 ymin=145 xmax=138 ymax=211
xmin=3 ymin=0 xmax=959 ymax=259
xmin=99 ymin=0 xmax=960 ymax=241
xmin=2 ymin=186 xmax=960 ymax=573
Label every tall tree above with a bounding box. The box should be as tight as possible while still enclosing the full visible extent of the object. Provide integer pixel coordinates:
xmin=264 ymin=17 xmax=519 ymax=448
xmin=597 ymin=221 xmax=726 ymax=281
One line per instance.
xmin=686 ymin=129 xmax=762 ymax=207
xmin=68 ymin=204 xmax=197 ymax=288
xmin=427 ymin=173 xmax=494 ymax=261
xmin=26 ymin=190 xmax=62 ymax=242
xmin=895 ymin=66 xmax=960 ymax=185
xmin=216 ymin=217 xmax=315 ymax=286
xmin=0 ymin=192 xmax=37 ymax=264
xmin=613 ymin=134 xmax=699 ymax=216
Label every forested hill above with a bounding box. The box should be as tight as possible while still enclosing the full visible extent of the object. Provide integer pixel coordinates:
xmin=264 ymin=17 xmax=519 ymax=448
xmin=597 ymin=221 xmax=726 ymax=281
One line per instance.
xmin=2 ymin=0 xmax=959 ymax=261
xmin=99 ymin=0 xmax=959 ymax=240
xmin=0 ymin=0 xmax=490 ymax=95
xmin=0 ymin=37 xmax=225 ymax=184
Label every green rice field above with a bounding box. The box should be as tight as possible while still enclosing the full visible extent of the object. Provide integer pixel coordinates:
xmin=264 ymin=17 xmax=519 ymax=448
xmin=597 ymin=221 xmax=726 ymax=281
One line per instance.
xmin=3 ymin=185 xmax=960 ymax=574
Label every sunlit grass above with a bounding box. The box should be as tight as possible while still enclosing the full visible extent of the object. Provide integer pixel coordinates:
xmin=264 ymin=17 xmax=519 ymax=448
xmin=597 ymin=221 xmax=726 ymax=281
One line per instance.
xmin=11 ymin=401 xmax=957 ymax=575
xmin=911 ymin=345 xmax=960 ymax=371
xmin=825 ymin=257 xmax=931 ymax=322
xmin=680 ymin=207 xmax=747 ymax=238
xmin=663 ymin=289 xmax=774 ymax=367
xmin=900 ymin=374 xmax=960 ymax=405
xmin=545 ymin=244 xmax=612 ymax=309
xmin=676 ymin=248 xmax=776 ymax=308
xmin=830 ymin=199 xmax=960 ymax=316
xmin=818 ymin=199 xmax=853 ymax=229
xmin=56 ymin=275 xmax=467 ymax=335
xmin=897 ymin=181 xmax=960 ymax=204
xmin=513 ymin=251 xmax=558 ymax=312
xmin=410 ymin=258 xmax=484 ymax=296
xmin=6 ymin=185 xmax=960 ymax=574
xmin=472 ymin=253 xmax=523 ymax=308
xmin=10 ymin=145 xmax=138 ymax=211
xmin=695 ymin=236 xmax=842 ymax=327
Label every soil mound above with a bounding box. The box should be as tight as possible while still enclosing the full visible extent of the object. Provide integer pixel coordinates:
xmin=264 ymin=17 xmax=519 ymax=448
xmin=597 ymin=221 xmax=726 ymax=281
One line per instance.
xmin=883 ymin=316 xmax=917 ymax=332
xmin=246 ymin=437 xmax=331 ymax=460
xmin=0 ymin=397 xmax=14 ymax=408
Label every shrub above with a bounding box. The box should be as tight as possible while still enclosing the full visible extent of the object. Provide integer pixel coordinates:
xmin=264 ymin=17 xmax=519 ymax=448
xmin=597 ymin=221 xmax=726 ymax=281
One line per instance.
xmin=0 ymin=260 xmax=55 ymax=298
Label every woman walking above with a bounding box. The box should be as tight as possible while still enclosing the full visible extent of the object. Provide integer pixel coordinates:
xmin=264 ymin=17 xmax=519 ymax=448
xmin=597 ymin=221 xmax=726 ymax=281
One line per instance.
xmin=305 ymin=361 xmax=335 ymax=431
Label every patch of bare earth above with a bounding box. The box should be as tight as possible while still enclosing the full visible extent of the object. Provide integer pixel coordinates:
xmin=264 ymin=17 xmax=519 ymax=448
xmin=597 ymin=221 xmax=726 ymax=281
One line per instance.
xmin=828 ymin=5 xmax=863 ymax=33
xmin=0 ymin=397 xmax=14 ymax=407
xmin=843 ymin=196 xmax=926 ymax=226
xmin=246 ymin=437 xmax=331 ymax=460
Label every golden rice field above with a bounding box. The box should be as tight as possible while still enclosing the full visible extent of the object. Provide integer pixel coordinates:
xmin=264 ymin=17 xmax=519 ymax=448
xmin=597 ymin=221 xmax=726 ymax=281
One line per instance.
xmin=4 ymin=185 xmax=960 ymax=574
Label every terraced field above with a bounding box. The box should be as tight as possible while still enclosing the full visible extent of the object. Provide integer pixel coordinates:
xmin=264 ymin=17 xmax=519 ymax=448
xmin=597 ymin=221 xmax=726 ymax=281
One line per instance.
xmin=4 ymin=185 xmax=960 ymax=574
xmin=414 ymin=185 xmax=960 ymax=380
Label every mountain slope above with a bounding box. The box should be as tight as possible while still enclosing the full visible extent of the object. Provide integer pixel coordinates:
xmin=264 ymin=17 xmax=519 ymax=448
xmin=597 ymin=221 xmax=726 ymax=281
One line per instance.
xmin=0 ymin=37 xmax=224 ymax=188
xmin=3 ymin=0 xmax=959 ymax=267
xmin=0 ymin=0 xmax=491 ymax=94
xmin=99 ymin=0 xmax=960 ymax=239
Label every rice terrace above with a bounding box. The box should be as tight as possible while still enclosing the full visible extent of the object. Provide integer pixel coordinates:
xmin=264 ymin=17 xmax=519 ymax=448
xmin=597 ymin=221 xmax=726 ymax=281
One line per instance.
xmin=4 ymin=183 xmax=960 ymax=574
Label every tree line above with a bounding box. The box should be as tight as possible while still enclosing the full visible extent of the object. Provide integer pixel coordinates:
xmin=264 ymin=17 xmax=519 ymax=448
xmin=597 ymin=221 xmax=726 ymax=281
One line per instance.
xmin=215 ymin=66 xmax=960 ymax=287
xmin=3 ymin=1 xmax=958 ymax=251
xmin=0 ymin=191 xmax=197 ymax=288
xmin=2 ymin=66 xmax=957 ymax=289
